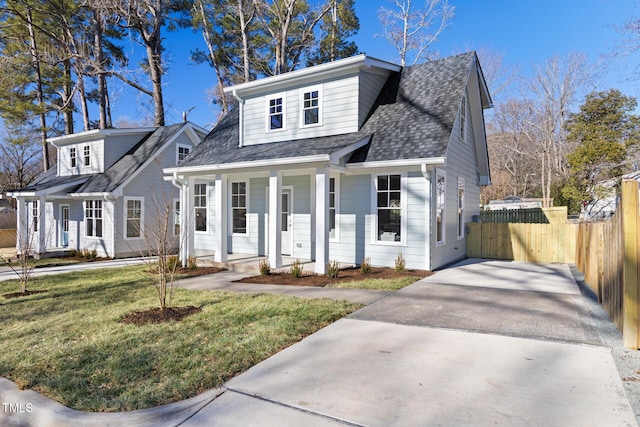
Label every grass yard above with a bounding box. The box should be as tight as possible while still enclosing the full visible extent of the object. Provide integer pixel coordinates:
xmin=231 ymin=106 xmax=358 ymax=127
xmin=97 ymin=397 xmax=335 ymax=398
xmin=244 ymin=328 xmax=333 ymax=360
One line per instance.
xmin=0 ymin=265 xmax=362 ymax=412
xmin=325 ymin=276 xmax=419 ymax=290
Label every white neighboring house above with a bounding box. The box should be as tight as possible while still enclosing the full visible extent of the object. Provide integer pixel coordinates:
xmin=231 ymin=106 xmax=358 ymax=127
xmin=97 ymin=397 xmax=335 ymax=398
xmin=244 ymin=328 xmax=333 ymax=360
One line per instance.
xmin=581 ymin=171 xmax=640 ymax=220
xmin=7 ymin=122 xmax=207 ymax=258
xmin=165 ymin=52 xmax=493 ymax=273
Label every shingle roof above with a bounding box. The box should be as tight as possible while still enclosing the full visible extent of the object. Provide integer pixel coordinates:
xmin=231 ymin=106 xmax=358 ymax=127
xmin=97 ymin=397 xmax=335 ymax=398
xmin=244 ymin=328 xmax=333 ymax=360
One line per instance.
xmin=18 ymin=168 xmax=89 ymax=193
xmin=76 ymin=123 xmax=185 ymax=193
xmin=350 ymin=52 xmax=476 ymax=163
xmin=180 ymin=52 xmax=477 ymax=168
xmin=179 ymin=108 xmax=371 ymax=167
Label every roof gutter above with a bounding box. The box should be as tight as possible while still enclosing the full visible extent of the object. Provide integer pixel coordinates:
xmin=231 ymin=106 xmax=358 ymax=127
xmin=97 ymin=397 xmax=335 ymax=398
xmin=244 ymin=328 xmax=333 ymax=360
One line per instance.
xmin=232 ymin=90 xmax=245 ymax=148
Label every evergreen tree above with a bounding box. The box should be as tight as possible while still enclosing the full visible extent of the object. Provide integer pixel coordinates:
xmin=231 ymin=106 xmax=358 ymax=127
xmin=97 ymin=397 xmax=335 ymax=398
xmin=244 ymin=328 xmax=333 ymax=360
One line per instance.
xmin=307 ymin=0 xmax=359 ymax=66
xmin=563 ymin=89 xmax=640 ymax=213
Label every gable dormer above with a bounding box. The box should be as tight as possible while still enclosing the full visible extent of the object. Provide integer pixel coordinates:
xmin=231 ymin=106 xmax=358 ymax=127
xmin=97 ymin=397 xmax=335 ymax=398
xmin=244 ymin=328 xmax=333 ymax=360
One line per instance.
xmin=49 ymin=128 xmax=156 ymax=177
xmin=223 ymin=55 xmax=401 ymax=147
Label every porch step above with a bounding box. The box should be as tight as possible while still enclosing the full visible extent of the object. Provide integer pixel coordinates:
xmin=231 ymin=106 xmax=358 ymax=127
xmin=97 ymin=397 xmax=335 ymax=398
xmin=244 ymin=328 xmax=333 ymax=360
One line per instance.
xmin=196 ymin=256 xmax=263 ymax=274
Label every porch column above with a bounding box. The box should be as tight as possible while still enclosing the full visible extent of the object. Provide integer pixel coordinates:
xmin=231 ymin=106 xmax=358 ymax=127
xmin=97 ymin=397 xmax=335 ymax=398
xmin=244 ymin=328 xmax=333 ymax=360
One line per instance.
xmin=314 ymin=166 xmax=330 ymax=274
xmin=422 ymin=165 xmax=432 ymax=271
xmin=268 ymin=170 xmax=282 ymax=269
xmin=214 ymin=174 xmax=228 ymax=262
xmin=184 ymin=176 xmax=196 ymax=266
xmin=179 ymin=181 xmax=189 ymax=266
xmin=37 ymin=194 xmax=46 ymax=255
xmin=15 ymin=198 xmax=26 ymax=255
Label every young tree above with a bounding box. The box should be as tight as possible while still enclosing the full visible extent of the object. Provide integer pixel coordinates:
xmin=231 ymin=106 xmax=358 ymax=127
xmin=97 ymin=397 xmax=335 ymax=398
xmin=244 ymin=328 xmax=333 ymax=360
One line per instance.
xmin=378 ymin=0 xmax=455 ymax=66
xmin=563 ymin=89 xmax=640 ymax=213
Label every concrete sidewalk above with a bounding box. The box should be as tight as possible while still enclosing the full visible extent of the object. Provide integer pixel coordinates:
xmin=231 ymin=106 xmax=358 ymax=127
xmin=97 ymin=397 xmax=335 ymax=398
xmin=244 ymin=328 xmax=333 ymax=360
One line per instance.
xmin=1 ymin=259 xmax=637 ymax=426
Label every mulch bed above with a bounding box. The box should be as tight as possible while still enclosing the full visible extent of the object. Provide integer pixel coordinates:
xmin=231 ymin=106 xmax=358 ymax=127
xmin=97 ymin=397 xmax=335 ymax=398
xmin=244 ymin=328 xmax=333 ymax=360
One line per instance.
xmin=234 ymin=266 xmax=432 ymax=287
xmin=177 ymin=267 xmax=226 ymax=277
xmin=120 ymin=305 xmax=202 ymax=326
xmin=3 ymin=289 xmax=49 ymax=299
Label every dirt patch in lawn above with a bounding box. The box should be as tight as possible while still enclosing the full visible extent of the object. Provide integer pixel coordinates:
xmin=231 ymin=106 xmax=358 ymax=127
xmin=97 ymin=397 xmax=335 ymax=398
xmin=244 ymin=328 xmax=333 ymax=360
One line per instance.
xmin=3 ymin=289 xmax=49 ymax=299
xmin=178 ymin=266 xmax=226 ymax=277
xmin=234 ymin=267 xmax=431 ymax=287
xmin=120 ymin=305 xmax=202 ymax=326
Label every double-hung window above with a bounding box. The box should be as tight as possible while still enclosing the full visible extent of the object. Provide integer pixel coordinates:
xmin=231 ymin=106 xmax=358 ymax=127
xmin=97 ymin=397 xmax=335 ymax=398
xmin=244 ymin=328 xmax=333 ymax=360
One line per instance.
xmin=177 ymin=145 xmax=190 ymax=163
xmin=232 ymin=182 xmax=247 ymax=234
xmin=267 ymin=94 xmax=285 ymax=131
xmin=31 ymin=201 xmax=38 ymax=232
xmin=460 ymin=95 xmax=466 ymax=142
xmin=329 ymin=177 xmax=338 ymax=240
xmin=301 ymin=87 xmax=321 ymax=126
xmin=457 ymin=177 xmax=465 ymax=239
xmin=436 ymin=170 xmax=446 ymax=245
xmin=86 ymin=200 xmax=103 ymax=238
xmin=173 ymin=199 xmax=180 ymax=236
xmin=83 ymin=145 xmax=91 ymax=166
xmin=376 ymin=174 xmax=402 ymax=243
xmin=125 ymin=198 xmax=143 ymax=239
xmin=70 ymin=147 xmax=77 ymax=168
xmin=194 ymin=184 xmax=207 ymax=232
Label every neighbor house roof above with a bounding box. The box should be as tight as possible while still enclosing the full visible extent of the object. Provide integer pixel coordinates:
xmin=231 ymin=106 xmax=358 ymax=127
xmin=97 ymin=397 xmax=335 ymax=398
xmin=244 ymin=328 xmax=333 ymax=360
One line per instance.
xmin=10 ymin=122 xmax=196 ymax=197
xmin=173 ymin=52 xmax=489 ymax=172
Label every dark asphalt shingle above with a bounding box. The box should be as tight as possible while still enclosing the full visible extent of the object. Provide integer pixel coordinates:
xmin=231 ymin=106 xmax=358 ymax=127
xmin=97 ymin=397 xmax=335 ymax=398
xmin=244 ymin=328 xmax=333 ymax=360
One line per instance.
xmin=181 ymin=52 xmax=477 ymax=168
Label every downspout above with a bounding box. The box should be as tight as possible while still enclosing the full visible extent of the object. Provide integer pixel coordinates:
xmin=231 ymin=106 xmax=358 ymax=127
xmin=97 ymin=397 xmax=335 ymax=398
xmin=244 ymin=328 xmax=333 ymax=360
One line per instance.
xmin=232 ymin=90 xmax=244 ymax=148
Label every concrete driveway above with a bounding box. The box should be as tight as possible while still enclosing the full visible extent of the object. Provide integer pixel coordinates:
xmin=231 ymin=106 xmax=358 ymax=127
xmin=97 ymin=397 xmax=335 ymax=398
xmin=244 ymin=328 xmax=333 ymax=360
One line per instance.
xmin=1 ymin=259 xmax=637 ymax=426
xmin=188 ymin=259 xmax=637 ymax=426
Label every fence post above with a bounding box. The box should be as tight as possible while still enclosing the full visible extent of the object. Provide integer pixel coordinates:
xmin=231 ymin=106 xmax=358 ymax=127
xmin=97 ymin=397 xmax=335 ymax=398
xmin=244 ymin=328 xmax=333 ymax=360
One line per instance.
xmin=622 ymin=180 xmax=640 ymax=349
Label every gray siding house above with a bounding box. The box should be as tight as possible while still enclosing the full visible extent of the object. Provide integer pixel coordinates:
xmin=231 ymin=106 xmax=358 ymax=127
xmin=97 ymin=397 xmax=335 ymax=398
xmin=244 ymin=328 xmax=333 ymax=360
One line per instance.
xmin=166 ymin=52 xmax=492 ymax=273
xmin=8 ymin=123 xmax=206 ymax=258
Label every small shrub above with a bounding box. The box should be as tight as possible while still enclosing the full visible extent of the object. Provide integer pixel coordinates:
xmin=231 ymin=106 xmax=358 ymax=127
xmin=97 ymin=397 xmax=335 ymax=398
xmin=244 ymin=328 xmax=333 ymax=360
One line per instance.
xmin=395 ymin=252 xmax=406 ymax=272
xmin=167 ymin=255 xmax=181 ymax=271
xmin=82 ymin=248 xmax=91 ymax=258
xmin=360 ymin=257 xmax=371 ymax=274
xmin=326 ymin=260 xmax=340 ymax=278
xmin=69 ymin=249 xmax=77 ymax=257
xmin=89 ymin=249 xmax=98 ymax=259
xmin=258 ymin=259 xmax=271 ymax=275
xmin=187 ymin=256 xmax=198 ymax=270
xmin=290 ymin=259 xmax=303 ymax=278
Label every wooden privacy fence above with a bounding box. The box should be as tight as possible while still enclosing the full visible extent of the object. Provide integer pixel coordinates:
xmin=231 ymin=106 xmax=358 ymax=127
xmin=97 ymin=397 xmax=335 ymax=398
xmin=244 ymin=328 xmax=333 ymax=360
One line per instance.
xmin=479 ymin=207 xmax=568 ymax=224
xmin=0 ymin=229 xmax=16 ymax=248
xmin=467 ymin=180 xmax=640 ymax=349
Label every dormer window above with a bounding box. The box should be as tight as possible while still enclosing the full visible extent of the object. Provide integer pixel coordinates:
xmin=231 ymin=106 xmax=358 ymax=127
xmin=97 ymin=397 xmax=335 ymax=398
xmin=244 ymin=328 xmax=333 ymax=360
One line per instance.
xmin=83 ymin=145 xmax=91 ymax=166
xmin=177 ymin=144 xmax=191 ymax=163
xmin=301 ymin=86 xmax=322 ymax=126
xmin=70 ymin=147 xmax=77 ymax=168
xmin=267 ymin=94 xmax=285 ymax=131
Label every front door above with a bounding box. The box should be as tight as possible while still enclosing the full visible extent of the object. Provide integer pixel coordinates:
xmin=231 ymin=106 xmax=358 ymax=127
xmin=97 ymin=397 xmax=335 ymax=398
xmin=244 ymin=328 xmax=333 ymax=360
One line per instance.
xmin=60 ymin=205 xmax=69 ymax=247
xmin=281 ymin=189 xmax=292 ymax=256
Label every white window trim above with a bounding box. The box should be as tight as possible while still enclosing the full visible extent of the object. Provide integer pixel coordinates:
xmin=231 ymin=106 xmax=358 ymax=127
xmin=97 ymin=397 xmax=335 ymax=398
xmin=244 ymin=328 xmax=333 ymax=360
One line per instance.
xmin=329 ymin=174 xmax=340 ymax=242
xmin=229 ymin=180 xmax=249 ymax=236
xmin=83 ymin=145 xmax=91 ymax=167
xmin=435 ymin=169 xmax=446 ymax=246
xmin=173 ymin=198 xmax=180 ymax=237
xmin=457 ymin=177 xmax=465 ymax=240
xmin=70 ymin=147 xmax=77 ymax=169
xmin=124 ymin=197 xmax=144 ymax=240
xmin=176 ymin=143 xmax=191 ymax=164
xmin=371 ymin=172 xmax=407 ymax=246
xmin=265 ymin=92 xmax=287 ymax=132
xmin=460 ymin=95 xmax=467 ymax=143
xmin=194 ymin=183 xmax=208 ymax=234
xmin=299 ymin=85 xmax=323 ymax=128
xmin=84 ymin=199 xmax=103 ymax=239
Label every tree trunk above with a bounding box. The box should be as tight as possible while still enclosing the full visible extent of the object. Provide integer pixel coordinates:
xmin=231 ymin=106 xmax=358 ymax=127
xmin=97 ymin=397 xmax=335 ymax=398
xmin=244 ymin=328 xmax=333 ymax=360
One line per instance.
xmin=26 ymin=7 xmax=49 ymax=171
xmin=92 ymin=7 xmax=109 ymax=129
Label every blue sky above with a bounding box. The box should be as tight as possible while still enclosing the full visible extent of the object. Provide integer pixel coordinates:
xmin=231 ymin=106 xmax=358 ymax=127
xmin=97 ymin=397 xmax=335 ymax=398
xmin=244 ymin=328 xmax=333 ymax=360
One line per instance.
xmin=109 ymin=0 xmax=640 ymax=129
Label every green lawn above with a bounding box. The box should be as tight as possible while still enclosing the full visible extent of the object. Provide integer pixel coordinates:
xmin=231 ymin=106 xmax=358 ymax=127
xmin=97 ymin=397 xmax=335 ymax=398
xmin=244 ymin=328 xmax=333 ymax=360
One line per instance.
xmin=0 ymin=265 xmax=362 ymax=412
xmin=326 ymin=276 xmax=419 ymax=291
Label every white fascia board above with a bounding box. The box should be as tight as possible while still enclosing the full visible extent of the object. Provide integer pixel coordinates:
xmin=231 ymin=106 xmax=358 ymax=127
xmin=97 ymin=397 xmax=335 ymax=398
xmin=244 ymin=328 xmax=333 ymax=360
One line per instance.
xmin=329 ymin=136 xmax=372 ymax=163
xmin=346 ymin=157 xmax=446 ymax=171
xmin=7 ymin=178 xmax=89 ymax=198
xmin=48 ymin=127 xmax=157 ymax=147
xmin=224 ymin=55 xmax=401 ymax=97
xmin=165 ymin=154 xmax=332 ymax=176
xmin=69 ymin=192 xmax=112 ymax=198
